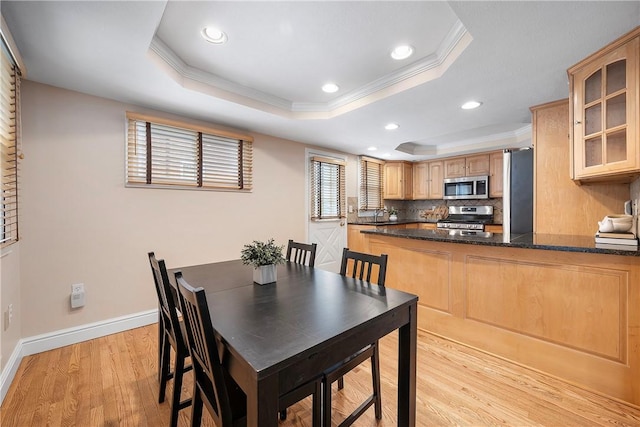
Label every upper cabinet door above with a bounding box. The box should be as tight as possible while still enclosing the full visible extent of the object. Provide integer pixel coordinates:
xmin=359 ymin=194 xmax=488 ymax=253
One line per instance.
xmin=412 ymin=162 xmax=428 ymax=200
xmin=489 ymin=152 xmax=503 ymax=198
xmin=428 ymin=161 xmax=444 ymax=199
xmin=444 ymin=158 xmax=467 ymax=178
xmin=383 ymin=161 xmax=412 ymax=200
xmin=444 ymin=155 xmax=490 ymax=178
xmin=383 ymin=162 xmax=403 ymax=199
xmin=466 ymin=154 xmax=490 ymax=176
xmin=569 ymin=28 xmax=639 ymax=181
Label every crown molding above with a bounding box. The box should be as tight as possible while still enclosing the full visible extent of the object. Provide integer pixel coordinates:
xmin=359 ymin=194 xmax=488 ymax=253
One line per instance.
xmin=149 ymin=20 xmax=471 ymax=119
xmin=397 ymin=124 xmax=532 ymax=159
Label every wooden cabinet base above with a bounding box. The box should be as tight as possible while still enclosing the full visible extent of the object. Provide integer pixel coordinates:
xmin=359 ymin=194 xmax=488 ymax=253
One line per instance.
xmin=365 ymin=233 xmax=640 ymax=405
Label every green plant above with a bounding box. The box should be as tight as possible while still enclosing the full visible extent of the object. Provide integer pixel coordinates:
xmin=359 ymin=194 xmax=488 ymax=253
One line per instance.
xmin=240 ymin=238 xmax=285 ymax=268
xmin=389 ymin=207 xmax=398 ymax=216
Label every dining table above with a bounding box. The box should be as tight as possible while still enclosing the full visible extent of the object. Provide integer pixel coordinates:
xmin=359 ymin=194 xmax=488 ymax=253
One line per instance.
xmin=168 ymin=259 xmax=418 ymax=427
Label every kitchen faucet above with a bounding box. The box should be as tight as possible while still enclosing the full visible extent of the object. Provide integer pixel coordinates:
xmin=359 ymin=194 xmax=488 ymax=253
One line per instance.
xmin=373 ymin=208 xmax=385 ymax=222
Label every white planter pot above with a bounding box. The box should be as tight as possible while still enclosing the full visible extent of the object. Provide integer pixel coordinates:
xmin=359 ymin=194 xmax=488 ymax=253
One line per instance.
xmin=389 ymin=214 xmax=398 ymax=221
xmin=253 ymin=264 xmax=277 ymax=285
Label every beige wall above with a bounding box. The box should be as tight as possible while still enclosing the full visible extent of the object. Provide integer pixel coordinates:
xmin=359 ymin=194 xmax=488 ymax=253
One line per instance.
xmin=13 ymin=81 xmax=335 ymax=343
xmin=0 ymin=243 xmax=21 ymax=372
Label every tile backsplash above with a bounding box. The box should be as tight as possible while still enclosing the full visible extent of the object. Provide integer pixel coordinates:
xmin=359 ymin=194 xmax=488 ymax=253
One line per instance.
xmin=347 ymin=176 xmax=640 ymax=226
xmin=348 ymin=197 xmax=504 ymax=224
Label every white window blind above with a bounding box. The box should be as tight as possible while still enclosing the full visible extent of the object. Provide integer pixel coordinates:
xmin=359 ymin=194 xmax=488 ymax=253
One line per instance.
xmin=1 ymin=40 xmax=20 ymax=246
xmin=126 ymin=113 xmax=253 ymax=191
xmin=359 ymin=156 xmax=384 ymax=210
xmin=310 ymin=156 xmax=346 ymax=220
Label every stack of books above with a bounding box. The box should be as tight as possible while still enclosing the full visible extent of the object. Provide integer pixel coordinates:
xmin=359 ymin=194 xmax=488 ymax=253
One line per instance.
xmin=594 ymin=231 xmax=638 ymax=251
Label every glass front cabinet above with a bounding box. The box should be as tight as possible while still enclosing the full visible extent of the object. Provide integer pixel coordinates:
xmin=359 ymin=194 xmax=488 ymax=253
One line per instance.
xmin=568 ymin=27 xmax=639 ymax=181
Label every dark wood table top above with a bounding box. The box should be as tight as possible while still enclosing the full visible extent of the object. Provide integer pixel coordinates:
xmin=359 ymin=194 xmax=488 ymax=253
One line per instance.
xmin=169 ymin=259 xmax=419 ymax=426
xmin=170 ymin=260 xmax=417 ymax=376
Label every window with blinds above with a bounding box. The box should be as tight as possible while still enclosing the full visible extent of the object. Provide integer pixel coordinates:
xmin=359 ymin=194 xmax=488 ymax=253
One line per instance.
xmin=359 ymin=156 xmax=384 ymax=210
xmin=1 ymin=40 xmax=20 ymax=247
xmin=310 ymin=156 xmax=346 ymax=220
xmin=126 ymin=113 xmax=253 ymax=191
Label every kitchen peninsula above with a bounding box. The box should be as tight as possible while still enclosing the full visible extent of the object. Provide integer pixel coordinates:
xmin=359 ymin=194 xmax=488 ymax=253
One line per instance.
xmin=356 ymin=227 xmax=640 ymax=406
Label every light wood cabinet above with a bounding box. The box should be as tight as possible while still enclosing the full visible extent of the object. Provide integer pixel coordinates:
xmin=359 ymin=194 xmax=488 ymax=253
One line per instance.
xmin=419 ymin=223 xmax=437 ymax=230
xmin=413 ymin=160 xmax=444 ymax=200
xmin=532 ymin=99 xmax=629 ymax=235
xmin=428 ymin=161 xmax=444 ymax=199
xmin=367 ymin=233 xmax=640 ymax=405
xmin=489 ymin=151 xmax=503 ymax=197
xmin=383 ymin=161 xmax=412 ymax=200
xmin=412 ymin=162 xmax=428 ymax=199
xmin=347 ymin=225 xmax=375 ymax=253
xmin=444 ymin=154 xmax=490 ymax=178
xmin=485 ymin=224 xmax=503 ymax=233
xmin=568 ymin=27 xmax=640 ymax=181
xmin=444 ymin=157 xmax=466 ymax=178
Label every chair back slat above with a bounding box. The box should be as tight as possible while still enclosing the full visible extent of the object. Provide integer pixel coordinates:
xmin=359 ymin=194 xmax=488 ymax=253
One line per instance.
xmin=148 ymin=252 xmax=184 ymax=345
xmin=175 ymin=271 xmax=236 ymax=427
xmin=286 ymin=239 xmax=318 ymax=267
xmin=340 ymin=248 xmax=388 ymax=286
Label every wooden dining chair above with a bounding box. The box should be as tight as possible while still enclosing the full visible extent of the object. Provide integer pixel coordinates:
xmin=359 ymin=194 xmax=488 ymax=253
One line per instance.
xmin=286 ymin=239 xmax=317 ymax=267
xmin=280 ymin=239 xmax=318 ymax=421
xmin=148 ymin=252 xmax=192 ymax=427
xmin=174 ymin=271 xmax=323 ymax=427
xmin=322 ymin=248 xmax=388 ymax=427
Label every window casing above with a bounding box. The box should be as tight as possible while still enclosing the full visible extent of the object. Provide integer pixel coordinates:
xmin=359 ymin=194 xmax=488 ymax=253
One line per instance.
xmin=359 ymin=156 xmax=384 ymax=211
xmin=126 ymin=113 xmax=253 ymax=191
xmin=310 ymin=156 xmax=346 ymax=220
xmin=1 ymin=38 xmax=20 ymax=247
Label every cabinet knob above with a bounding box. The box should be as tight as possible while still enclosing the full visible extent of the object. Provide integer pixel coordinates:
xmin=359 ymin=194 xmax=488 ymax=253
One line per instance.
xmin=575 ymin=120 xmax=582 ymax=124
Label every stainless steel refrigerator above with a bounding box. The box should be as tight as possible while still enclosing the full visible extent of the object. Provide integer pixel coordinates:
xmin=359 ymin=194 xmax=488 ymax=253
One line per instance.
xmin=502 ymin=148 xmax=533 ymax=236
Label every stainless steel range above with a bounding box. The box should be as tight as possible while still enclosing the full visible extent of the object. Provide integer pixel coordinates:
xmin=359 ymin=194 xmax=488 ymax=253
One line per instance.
xmin=437 ymin=205 xmax=494 ymax=231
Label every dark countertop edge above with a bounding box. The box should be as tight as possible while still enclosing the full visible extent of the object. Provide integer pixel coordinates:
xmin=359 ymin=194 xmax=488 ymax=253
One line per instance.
xmin=359 ymin=228 xmax=640 ymax=257
xmin=348 ymin=220 xmax=503 ymax=226
xmin=348 ymin=220 xmax=436 ymax=225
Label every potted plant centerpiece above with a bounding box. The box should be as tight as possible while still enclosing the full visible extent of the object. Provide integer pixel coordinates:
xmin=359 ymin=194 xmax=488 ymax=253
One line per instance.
xmin=241 ymin=238 xmax=285 ymax=285
xmin=389 ymin=207 xmax=398 ymax=221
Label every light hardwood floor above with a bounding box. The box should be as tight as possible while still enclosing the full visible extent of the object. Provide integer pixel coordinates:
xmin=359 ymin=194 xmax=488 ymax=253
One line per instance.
xmin=2 ymin=324 xmax=640 ymax=426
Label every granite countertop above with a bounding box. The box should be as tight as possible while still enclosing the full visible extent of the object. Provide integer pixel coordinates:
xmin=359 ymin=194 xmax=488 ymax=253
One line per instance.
xmin=348 ymin=219 xmax=438 ymax=226
xmin=359 ymin=228 xmax=640 ymax=257
xmin=348 ymin=220 xmax=503 ymax=226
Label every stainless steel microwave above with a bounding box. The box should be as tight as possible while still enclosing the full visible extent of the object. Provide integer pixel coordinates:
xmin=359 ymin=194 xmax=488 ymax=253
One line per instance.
xmin=443 ymin=175 xmax=489 ymax=200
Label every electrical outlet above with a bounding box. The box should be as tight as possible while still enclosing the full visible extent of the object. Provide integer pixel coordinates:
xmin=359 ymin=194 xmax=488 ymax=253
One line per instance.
xmin=71 ymin=283 xmax=86 ymax=308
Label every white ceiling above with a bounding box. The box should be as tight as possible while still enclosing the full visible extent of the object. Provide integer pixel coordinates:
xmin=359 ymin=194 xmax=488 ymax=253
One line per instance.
xmin=2 ymin=1 xmax=639 ymax=161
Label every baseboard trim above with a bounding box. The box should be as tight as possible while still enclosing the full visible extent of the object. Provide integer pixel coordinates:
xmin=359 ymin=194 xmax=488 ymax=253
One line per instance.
xmin=0 ymin=309 xmax=158 ymax=404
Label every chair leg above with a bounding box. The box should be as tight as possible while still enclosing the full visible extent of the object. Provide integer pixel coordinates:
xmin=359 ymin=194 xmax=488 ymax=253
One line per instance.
xmin=170 ymin=348 xmax=187 ymax=427
xmin=372 ymin=343 xmax=382 ymax=420
xmin=338 ymin=376 xmax=344 ymax=390
xmin=279 ymin=409 xmax=287 ymax=420
xmin=157 ymin=310 xmax=164 ymax=383
xmin=323 ymin=378 xmax=332 ymax=427
xmin=190 ymin=387 xmax=203 ymax=427
xmin=158 ymin=333 xmax=171 ymax=403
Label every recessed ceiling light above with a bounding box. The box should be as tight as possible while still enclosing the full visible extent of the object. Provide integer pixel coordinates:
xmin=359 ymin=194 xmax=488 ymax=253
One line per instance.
xmin=367 ymin=146 xmax=378 ymax=151
xmin=383 ymin=153 xmax=392 ymax=158
xmin=202 ymin=27 xmax=228 ymax=44
xmin=461 ymin=101 xmax=482 ymax=110
xmin=322 ymin=83 xmax=339 ymax=93
xmin=385 ymin=123 xmax=400 ymax=130
xmin=391 ymin=45 xmax=414 ymax=60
